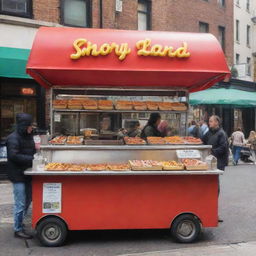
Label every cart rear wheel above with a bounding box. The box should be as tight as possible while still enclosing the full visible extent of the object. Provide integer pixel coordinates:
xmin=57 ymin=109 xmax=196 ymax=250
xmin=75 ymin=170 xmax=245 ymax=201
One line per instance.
xmin=36 ymin=217 xmax=67 ymax=247
xmin=171 ymin=214 xmax=201 ymax=243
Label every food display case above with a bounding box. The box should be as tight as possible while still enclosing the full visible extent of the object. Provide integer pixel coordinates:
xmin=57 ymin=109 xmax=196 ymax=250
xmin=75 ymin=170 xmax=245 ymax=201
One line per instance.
xmin=25 ymin=27 xmax=230 ymax=247
xmin=50 ymin=87 xmax=188 ymax=138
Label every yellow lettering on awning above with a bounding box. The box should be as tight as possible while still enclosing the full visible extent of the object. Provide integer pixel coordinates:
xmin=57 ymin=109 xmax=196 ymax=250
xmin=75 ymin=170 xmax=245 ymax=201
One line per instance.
xmin=70 ymin=39 xmax=131 ymax=61
xmin=70 ymin=38 xmax=190 ymax=61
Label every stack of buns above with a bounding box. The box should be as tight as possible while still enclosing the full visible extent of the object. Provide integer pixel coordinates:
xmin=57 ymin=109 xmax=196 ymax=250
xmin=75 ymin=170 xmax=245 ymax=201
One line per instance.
xmin=146 ymin=101 xmax=159 ymax=110
xmin=82 ymin=99 xmax=98 ymax=110
xmin=133 ymin=101 xmax=147 ymax=110
xmin=68 ymin=99 xmax=83 ymax=109
xmin=115 ymin=100 xmax=133 ymax=110
xmin=98 ymin=100 xmax=113 ymax=110
xmin=53 ymin=100 xmax=68 ymax=109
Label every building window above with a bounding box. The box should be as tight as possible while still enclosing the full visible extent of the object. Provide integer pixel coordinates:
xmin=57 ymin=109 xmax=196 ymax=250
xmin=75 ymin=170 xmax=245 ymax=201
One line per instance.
xmin=247 ymin=25 xmax=251 ymax=47
xmin=218 ymin=26 xmax=225 ymax=52
xmin=218 ymin=0 xmax=225 ymax=7
xmin=247 ymin=57 xmax=251 ymax=76
xmin=0 ymin=0 xmax=32 ymax=18
xmin=138 ymin=0 xmax=151 ymax=31
xmin=199 ymin=22 xmax=209 ymax=33
xmin=246 ymin=0 xmax=250 ymax=11
xmin=236 ymin=20 xmax=239 ymax=42
xmin=61 ymin=0 xmax=91 ymax=27
xmin=236 ymin=54 xmax=240 ymax=64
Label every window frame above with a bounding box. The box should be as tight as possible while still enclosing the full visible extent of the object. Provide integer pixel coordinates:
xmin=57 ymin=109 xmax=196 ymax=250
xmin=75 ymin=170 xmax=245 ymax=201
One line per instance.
xmin=199 ymin=21 xmax=209 ymax=33
xmin=246 ymin=25 xmax=251 ymax=47
xmin=60 ymin=0 xmax=92 ymax=28
xmin=235 ymin=20 xmax=240 ymax=42
xmin=235 ymin=53 xmax=240 ymax=64
xmin=246 ymin=57 xmax=251 ymax=76
xmin=137 ymin=0 xmax=151 ymax=31
xmin=218 ymin=0 xmax=225 ymax=7
xmin=246 ymin=0 xmax=250 ymax=12
xmin=218 ymin=26 xmax=225 ymax=53
xmin=0 ymin=0 xmax=33 ymax=18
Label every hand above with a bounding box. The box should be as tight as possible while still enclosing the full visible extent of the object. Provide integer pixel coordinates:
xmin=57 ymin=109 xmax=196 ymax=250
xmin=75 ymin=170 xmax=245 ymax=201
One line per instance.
xmin=35 ymin=143 xmax=41 ymax=150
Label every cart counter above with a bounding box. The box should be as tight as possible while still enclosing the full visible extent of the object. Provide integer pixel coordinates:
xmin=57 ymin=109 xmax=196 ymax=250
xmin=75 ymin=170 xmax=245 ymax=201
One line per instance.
xmin=25 ymin=169 xmax=222 ymax=176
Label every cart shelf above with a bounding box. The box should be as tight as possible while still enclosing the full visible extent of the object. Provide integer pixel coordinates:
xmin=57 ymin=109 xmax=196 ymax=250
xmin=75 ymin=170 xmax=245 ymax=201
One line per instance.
xmin=25 ymin=169 xmax=223 ymax=176
xmin=40 ymin=145 xmax=211 ymax=150
xmin=53 ymin=109 xmax=187 ymax=114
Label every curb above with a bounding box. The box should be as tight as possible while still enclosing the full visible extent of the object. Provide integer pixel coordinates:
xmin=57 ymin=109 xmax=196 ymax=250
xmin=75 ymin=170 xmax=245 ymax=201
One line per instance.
xmin=119 ymin=242 xmax=256 ymax=256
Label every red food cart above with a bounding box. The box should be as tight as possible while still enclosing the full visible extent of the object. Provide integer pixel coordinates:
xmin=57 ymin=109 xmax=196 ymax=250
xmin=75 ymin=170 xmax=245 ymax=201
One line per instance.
xmin=25 ymin=27 xmax=230 ymax=247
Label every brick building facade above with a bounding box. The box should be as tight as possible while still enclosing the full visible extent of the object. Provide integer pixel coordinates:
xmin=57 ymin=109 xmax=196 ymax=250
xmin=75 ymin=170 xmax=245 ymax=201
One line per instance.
xmin=0 ymin=0 xmax=233 ymax=134
xmin=30 ymin=0 xmax=233 ymax=65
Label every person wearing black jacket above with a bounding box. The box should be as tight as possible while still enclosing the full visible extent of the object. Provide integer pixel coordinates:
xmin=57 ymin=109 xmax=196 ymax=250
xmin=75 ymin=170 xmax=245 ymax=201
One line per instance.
xmin=202 ymin=115 xmax=229 ymax=171
xmin=6 ymin=113 xmax=36 ymax=239
xmin=141 ymin=113 xmax=162 ymax=139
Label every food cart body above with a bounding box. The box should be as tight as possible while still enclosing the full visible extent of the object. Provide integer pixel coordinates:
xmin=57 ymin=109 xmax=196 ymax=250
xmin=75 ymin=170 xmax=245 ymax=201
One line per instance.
xmin=26 ymin=145 xmax=222 ymax=246
xmin=25 ymin=27 xmax=229 ymax=246
xmin=31 ymin=171 xmax=219 ymax=231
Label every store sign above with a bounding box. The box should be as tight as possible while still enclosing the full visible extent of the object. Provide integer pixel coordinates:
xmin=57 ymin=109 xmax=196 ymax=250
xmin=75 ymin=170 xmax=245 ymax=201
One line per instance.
xmin=176 ymin=150 xmax=201 ymax=159
xmin=70 ymin=38 xmax=191 ymax=61
xmin=21 ymin=88 xmax=35 ymax=95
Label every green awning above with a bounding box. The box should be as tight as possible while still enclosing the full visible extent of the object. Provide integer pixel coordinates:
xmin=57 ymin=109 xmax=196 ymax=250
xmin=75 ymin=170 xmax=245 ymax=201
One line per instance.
xmin=190 ymin=88 xmax=256 ymax=107
xmin=0 ymin=47 xmax=31 ymax=79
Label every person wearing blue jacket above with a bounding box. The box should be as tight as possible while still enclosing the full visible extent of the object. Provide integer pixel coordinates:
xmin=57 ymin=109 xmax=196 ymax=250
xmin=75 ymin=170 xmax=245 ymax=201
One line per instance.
xmin=6 ymin=113 xmax=36 ymax=239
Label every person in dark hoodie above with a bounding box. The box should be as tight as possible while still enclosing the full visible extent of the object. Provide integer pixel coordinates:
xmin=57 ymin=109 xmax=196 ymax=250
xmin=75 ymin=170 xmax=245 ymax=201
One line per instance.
xmin=202 ymin=115 xmax=229 ymax=171
xmin=141 ymin=113 xmax=162 ymax=139
xmin=6 ymin=113 xmax=36 ymax=239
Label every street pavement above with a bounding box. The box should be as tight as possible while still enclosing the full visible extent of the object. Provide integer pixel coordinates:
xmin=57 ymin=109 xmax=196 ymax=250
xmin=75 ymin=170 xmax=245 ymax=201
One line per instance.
xmin=0 ymin=164 xmax=256 ymax=256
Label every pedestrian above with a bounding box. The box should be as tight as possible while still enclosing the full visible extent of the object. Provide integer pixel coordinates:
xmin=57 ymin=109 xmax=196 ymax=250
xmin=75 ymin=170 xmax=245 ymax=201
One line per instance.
xmin=188 ymin=120 xmax=200 ymax=138
xmin=202 ymin=115 xmax=229 ymax=171
xmin=6 ymin=113 xmax=36 ymax=239
xmin=141 ymin=113 xmax=162 ymax=139
xmin=199 ymin=120 xmax=209 ymax=138
xmin=231 ymin=128 xmax=245 ymax=165
xmin=248 ymin=130 xmax=256 ymax=164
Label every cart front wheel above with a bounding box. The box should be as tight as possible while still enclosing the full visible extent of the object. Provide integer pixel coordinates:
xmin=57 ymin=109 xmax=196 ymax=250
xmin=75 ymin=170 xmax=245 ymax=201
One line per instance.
xmin=36 ymin=217 xmax=67 ymax=247
xmin=171 ymin=214 xmax=201 ymax=243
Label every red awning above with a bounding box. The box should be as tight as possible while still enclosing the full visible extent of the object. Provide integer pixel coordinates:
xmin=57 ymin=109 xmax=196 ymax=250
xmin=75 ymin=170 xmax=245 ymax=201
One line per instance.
xmin=26 ymin=27 xmax=230 ymax=92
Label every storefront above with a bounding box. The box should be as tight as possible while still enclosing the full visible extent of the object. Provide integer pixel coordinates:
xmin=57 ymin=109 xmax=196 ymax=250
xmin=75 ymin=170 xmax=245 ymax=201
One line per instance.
xmin=0 ymin=47 xmax=46 ymax=179
xmin=190 ymin=80 xmax=256 ymax=137
xmin=0 ymin=47 xmax=46 ymax=140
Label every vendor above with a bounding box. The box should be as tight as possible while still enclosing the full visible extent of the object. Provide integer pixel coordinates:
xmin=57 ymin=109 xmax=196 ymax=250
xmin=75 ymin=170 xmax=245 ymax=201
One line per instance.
xmin=141 ymin=113 xmax=162 ymax=139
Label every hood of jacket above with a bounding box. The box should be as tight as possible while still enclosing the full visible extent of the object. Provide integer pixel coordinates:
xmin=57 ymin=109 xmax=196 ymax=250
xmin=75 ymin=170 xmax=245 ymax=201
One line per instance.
xmin=16 ymin=113 xmax=33 ymax=136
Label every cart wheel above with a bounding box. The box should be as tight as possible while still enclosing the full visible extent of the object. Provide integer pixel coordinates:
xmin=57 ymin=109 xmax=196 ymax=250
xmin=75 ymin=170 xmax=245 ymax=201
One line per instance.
xmin=36 ymin=217 xmax=67 ymax=247
xmin=171 ymin=214 xmax=201 ymax=243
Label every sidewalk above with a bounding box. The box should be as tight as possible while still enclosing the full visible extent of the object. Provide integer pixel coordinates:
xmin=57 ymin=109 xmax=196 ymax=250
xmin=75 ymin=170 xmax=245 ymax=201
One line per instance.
xmin=120 ymin=241 xmax=256 ymax=256
xmin=0 ymin=181 xmax=14 ymax=225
